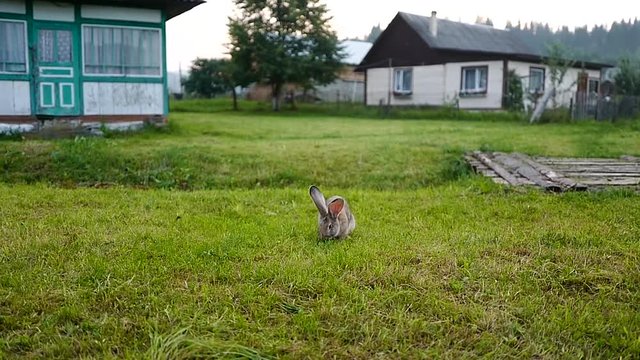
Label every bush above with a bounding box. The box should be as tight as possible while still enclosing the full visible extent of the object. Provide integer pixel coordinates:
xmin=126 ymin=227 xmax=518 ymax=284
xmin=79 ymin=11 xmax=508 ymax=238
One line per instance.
xmin=538 ymin=107 xmax=572 ymax=123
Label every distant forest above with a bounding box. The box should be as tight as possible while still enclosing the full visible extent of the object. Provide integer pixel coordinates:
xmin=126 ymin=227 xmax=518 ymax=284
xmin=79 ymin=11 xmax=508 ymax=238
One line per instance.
xmin=358 ymin=18 xmax=640 ymax=65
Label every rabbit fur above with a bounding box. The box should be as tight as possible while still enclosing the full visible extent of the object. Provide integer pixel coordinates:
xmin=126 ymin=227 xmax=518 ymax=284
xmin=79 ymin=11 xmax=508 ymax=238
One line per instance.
xmin=309 ymin=185 xmax=355 ymax=239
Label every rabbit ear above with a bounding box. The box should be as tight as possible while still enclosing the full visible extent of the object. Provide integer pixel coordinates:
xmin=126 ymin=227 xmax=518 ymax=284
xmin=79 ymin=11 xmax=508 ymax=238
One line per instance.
xmin=309 ymin=186 xmax=328 ymax=215
xmin=328 ymin=198 xmax=344 ymax=216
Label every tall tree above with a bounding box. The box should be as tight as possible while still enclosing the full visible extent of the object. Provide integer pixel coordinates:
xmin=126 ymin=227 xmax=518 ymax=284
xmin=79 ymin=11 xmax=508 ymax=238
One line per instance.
xmin=183 ymin=58 xmax=229 ymax=98
xmin=365 ymin=24 xmax=383 ymax=43
xmin=228 ymin=0 xmax=344 ymax=111
xmin=615 ymin=57 xmax=640 ymax=95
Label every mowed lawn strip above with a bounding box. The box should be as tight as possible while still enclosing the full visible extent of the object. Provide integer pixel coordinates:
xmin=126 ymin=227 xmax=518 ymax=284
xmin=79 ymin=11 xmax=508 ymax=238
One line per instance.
xmin=1 ymin=184 xmax=639 ymax=358
xmin=1 ymin=113 xmax=640 ymax=190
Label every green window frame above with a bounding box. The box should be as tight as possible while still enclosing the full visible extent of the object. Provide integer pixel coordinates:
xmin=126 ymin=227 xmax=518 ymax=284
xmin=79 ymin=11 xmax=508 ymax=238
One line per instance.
xmin=0 ymin=19 xmax=28 ymax=74
xmin=82 ymin=24 xmax=162 ymax=77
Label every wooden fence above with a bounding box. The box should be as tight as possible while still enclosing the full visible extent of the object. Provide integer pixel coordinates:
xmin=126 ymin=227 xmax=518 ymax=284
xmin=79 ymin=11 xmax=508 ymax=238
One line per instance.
xmin=572 ymin=93 xmax=640 ymax=121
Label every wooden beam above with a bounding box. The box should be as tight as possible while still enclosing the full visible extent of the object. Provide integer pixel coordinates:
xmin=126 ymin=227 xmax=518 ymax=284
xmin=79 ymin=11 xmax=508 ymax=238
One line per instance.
xmin=495 ymin=153 xmax=563 ymax=192
xmin=513 ymin=153 xmax=588 ymax=191
xmin=471 ymin=151 xmax=522 ymax=186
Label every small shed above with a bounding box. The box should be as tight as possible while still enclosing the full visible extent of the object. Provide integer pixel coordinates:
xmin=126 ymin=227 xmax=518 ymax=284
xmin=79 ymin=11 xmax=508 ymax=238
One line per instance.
xmin=0 ymin=0 xmax=204 ymax=133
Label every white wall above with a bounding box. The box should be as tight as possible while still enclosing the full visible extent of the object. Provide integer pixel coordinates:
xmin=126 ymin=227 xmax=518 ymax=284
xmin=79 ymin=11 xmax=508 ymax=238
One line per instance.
xmin=509 ymin=61 xmax=601 ymax=109
xmin=445 ymin=61 xmax=504 ymax=109
xmin=0 ymin=0 xmax=26 ymax=14
xmin=366 ymin=65 xmax=446 ymax=106
xmin=33 ymin=1 xmax=75 ymax=22
xmin=81 ymin=5 xmax=161 ymax=23
xmin=366 ymin=61 xmax=503 ymax=109
xmin=0 ymin=81 xmax=31 ymax=115
xmin=83 ymin=82 xmax=164 ymax=115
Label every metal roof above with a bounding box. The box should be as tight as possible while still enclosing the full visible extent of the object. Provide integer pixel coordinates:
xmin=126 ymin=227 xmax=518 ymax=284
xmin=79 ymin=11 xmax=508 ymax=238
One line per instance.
xmin=341 ymin=40 xmax=373 ymax=65
xmin=399 ymin=12 xmax=541 ymax=57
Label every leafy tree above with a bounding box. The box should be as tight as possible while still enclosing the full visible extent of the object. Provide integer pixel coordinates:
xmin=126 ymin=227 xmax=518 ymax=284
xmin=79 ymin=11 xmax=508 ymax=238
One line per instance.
xmin=504 ymin=70 xmax=524 ymax=112
xmin=183 ymin=58 xmax=229 ymax=98
xmin=530 ymin=43 xmax=575 ymax=123
xmin=228 ymin=0 xmax=345 ymax=111
xmin=615 ymin=57 xmax=640 ymax=95
xmin=182 ymin=58 xmax=253 ymax=110
xmin=545 ymin=43 xmax=576 ymax=108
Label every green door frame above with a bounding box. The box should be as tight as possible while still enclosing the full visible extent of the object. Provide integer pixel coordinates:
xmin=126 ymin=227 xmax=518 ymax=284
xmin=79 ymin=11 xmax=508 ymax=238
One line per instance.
xmin=32 ymin=21 xmax=81 ymax=117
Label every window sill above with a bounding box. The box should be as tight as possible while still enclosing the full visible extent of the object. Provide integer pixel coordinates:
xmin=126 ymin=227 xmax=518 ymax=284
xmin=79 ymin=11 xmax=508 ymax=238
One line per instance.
xmin=393 ymin=91 xmax=412 ymax=97
xmin=459 ymin=91 xmax=487 ymax=98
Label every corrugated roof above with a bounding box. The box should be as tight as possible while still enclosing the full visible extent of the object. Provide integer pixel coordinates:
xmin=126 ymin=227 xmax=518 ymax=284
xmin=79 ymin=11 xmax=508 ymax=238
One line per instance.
xmin=341 ymin=40 xmax=373 ymax=65
xmin=399 ymin=12 xmax=541 ymax=57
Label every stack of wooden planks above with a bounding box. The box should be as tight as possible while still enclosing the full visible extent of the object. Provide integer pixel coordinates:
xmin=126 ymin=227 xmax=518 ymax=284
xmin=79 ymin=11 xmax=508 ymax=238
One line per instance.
xmin=465 ymin=152 xmax=640 ymax=192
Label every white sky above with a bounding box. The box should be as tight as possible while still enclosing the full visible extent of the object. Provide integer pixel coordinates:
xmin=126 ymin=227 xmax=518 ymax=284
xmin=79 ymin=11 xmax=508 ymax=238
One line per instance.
xmin=165 ymin=0 xmax=640 ymax=72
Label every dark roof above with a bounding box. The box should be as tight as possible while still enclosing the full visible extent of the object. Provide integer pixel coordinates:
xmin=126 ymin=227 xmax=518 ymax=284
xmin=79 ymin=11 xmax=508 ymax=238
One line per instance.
xmin=74 ymin=0 xmax=205 ymax=20
xmin=362 ymin=12 xmax=612 ymax=70
xmin=400 ymin=12 xmax=540 ymax=57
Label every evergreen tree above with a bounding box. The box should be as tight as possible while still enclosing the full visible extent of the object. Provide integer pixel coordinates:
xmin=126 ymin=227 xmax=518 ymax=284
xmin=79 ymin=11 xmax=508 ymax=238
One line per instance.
xmin=365 ymin=24 xmax=383 ymax=43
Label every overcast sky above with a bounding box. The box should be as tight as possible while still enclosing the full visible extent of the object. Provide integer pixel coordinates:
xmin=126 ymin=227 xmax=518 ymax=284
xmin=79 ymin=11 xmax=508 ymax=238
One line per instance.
xmin=165 ymin=0 xmax=640 ymax=72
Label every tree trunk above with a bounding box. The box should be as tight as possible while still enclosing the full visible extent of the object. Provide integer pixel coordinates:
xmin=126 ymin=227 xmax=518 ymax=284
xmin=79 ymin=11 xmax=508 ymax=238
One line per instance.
xmin=231 ymin=87 xmax=238 ymax=111
xmin=530 ymin=87 xmax=556 ymax=123
xmin=271 ymin=83 xmax=282 ymax=111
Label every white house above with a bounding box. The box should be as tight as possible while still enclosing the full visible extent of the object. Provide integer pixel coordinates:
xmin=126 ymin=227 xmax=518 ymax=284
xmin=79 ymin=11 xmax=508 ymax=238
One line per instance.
xmin=357 ymin=11 xmax=612 ymax=110
xmin=0 ymin=0 xmax=204 ymax=134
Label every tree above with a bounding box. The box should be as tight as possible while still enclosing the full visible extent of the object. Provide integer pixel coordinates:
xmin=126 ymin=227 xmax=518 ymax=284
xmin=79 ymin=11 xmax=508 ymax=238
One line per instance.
xmin=365 ymin=24 xmax=383 ymax=43
xmin=228 ymin=0 xmax=345 ymax=111
xmin=475 ymin=16 xmax=493 ymax=27
xmin=182 ymin=58 xmax=253 ymax=110
xmin=183 ymin=58 xmax=229 ymax=98
xmin=615 ymin=57 xmax=640 ymax=95
xmin=530 ymin=43 xmax=575 ymax=123
xmin=504 ymin=70 xmax=524 ymax=112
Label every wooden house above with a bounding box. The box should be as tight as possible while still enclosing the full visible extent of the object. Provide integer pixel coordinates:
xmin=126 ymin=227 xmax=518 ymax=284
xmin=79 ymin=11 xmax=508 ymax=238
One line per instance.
xmin=357 ymin=11 xmax=612 ymax=110
xmin=0 ymin=0 xmax=204 ymax=134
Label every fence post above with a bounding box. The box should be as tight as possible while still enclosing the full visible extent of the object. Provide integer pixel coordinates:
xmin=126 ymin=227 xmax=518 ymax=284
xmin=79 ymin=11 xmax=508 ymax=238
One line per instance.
xmin=569 ymin=97 xmax=573 ymax=120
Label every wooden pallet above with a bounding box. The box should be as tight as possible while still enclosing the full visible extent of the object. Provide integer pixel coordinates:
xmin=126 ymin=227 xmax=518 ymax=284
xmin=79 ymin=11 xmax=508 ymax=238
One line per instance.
xmin=465 ymin=152 xmax=640 ymax=191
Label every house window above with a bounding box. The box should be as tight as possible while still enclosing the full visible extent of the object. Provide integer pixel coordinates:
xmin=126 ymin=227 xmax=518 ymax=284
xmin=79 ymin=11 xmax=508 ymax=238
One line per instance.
xmin=393 ymin=68 xmax=412 ymax=95
xmin=529 ymin=67 xmax=545 ymax=94
xmin=0 ymin=20 xmax=27 ymax=73
xmin=461 ymin=66 xmax=488 ymax=95
xmin=82 ymin=25 xmax=162 ymax=76
xmin=588 ymin=78 xmax=599 ymax=94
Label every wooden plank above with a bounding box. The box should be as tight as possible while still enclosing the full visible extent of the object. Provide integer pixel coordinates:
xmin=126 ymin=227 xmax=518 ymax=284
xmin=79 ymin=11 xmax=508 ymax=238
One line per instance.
xmin=549 ymin=166 xmax=640 ymax=173
xmin=578 ymin=178 xmax=640 ymax=186
xmin=538 ymin=161 xmax=636 ymax=167
xmin=494 ymin=153 xmax=563 ymax=192
xmin=472 ymin=151 xmax=523 ymax=186
xmin=536 ymin=157 xmax=636 ymax=163
xmin=564 ymin=172 xmax=640 ymax=178
xmin=512 ymin=153 xmax=588 ymax=191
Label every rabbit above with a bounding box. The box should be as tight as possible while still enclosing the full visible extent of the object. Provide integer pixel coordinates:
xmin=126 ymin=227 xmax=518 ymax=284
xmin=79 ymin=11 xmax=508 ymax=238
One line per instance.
xmin=309 ymin=185 xmax=356 ymax=239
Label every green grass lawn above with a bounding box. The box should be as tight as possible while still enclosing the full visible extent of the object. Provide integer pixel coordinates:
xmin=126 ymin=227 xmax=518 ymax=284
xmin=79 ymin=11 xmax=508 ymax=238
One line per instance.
xmin=2 ymin=111 xmax=640 ymax=190
xmin=1 ymin=107 xmax=640 ymax=358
